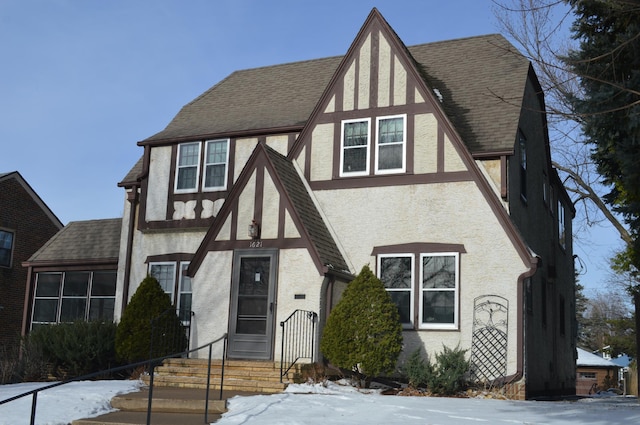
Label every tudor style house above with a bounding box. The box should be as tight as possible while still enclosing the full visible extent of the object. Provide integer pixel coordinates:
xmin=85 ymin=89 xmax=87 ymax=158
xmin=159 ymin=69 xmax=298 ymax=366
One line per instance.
xmin=110 ymin=9 xmax=575 ymax=398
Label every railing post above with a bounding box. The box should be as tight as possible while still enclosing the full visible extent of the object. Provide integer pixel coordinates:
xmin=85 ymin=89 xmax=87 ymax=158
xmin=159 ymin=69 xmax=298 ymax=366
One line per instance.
xmin=29 ymin=392 xmax=37 ymax=425
xmin=205 ymin=343 xmax=212 ymax=424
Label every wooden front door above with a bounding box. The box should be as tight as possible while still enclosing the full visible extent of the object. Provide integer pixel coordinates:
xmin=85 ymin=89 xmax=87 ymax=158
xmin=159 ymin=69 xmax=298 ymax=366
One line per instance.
xmin=228 ymin=249 xmax=278 ymax=359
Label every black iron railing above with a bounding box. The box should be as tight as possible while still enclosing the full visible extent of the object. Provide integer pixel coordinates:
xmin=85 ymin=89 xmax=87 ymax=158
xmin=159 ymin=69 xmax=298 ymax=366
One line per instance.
xmin=0 ymin=334 xmax=228 ymax=425
xmin=280 ymin=309 xmax=317 ymax=382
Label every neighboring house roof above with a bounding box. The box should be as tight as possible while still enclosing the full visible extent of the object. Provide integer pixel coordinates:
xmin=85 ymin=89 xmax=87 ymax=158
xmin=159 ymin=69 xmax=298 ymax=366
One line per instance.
xmin=140 ymin=34 xmax=529 ymax=156
xmin=576 ymin=347 xmax=620 ymax=368
xmin=0 ymin=171 xmax=63 ymax=229
xmin=25 ymin=218 xmax=122 ymax=265
xmin=610 ymin=354 xmax=631 ymax=368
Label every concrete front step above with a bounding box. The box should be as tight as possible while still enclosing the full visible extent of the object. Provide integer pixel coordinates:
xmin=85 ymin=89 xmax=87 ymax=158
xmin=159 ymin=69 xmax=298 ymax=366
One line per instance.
xmin=142 ymin=358 xmax=293 ymax=393
xmin=71 ymin=387 xmax=259 ymax=425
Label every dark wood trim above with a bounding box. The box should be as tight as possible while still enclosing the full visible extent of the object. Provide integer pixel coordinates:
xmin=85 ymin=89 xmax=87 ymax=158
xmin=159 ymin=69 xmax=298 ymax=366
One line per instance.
xmin=370 ymin=28 xmax=379 ymax=109
xmin=310 ymin=170 xmax=472 ymax=191
xmin=25 ymin=260 xmax=119 ymax=271
xmin=437 ymin=124 xmax=445 ymax=173
xmin=315 ymin=103 xmax=427 ymax=124
xmin=371 ymin=243 xmax=466 ymax=255
xmin=146 ymin=253 xmax=194 ymax=263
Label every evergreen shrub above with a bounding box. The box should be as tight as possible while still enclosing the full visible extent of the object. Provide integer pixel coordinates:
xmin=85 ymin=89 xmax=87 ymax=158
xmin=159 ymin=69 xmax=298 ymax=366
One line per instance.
xmin=320 ymin=265 xmax=403 ymax=387
xmin=402 ymin=348 xmax=433 ymax=389
xmin=428 ymin=345 xmax=469 ymax=395
xmin=115 ymin=275 xmax=187 ymax=364
xmin=28 ymin=321 xmax=119 ymax=378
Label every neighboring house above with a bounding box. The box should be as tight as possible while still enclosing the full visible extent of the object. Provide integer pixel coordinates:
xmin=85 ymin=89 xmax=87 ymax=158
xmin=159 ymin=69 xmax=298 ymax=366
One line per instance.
xmin=576 ymin=347 xmax=620 ymax=395
xmin=20 ymin=8 xmax=574 ymax=399
xmin=21 ymin=219 xmax=121 ymax=330
xmin=0 ymin=171 xmax=63 ymax=348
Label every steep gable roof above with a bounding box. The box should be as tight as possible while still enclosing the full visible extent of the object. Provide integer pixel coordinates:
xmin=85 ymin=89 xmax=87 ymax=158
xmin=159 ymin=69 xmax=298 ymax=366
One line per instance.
xmin=189 ymin=143 xmax=349 ymax=276
xmin=140 ymin=23 xmax=529 ymax=156
xmin=25 ymin=218 xmax=121 ymax=265
xmin=0 ymin=171 xmax=63 ymax=229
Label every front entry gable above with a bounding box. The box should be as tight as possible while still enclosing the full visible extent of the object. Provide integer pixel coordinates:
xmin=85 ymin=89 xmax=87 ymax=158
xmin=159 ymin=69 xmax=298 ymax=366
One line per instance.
xmin=189 ymin=142 xmax=348 ymax=277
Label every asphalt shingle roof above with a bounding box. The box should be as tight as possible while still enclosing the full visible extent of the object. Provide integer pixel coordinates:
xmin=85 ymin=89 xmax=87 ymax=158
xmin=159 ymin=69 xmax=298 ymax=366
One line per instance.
xmin=141 ymin=34 xmax=529 ymax=155
xmin=264 ymin=145 xmax=349 ymax=273
xmin=27 ymin=218 xmax=122 ymax=263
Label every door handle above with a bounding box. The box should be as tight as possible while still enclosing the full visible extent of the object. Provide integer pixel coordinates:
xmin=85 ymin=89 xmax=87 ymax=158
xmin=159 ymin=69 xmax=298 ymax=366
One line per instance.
xmin=270 ymin=302 xmax=276 ymax=313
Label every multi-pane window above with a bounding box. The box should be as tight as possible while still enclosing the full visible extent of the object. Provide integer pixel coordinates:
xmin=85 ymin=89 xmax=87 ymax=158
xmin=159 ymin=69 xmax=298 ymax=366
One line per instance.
xmin=341 ymin=119 xmax=370 ymax=175
xmin=378 ymin=252 xmax=459 ymax=330
xmin=204 ymin=139 xmax=229 ymax=190
xmin=175 ymin=142 xmax=201 ymax=191
xmin=379 ymin=255 xmax=414 ymax=328
xmin=0 ymin=229 xmax=14 ymax=268
xmin=175 ymin=139 xmax=229 ymax=193
xmin=558 ymin=199 xmax=566 ymax=249
xmin=31 ymin=271 xmax=116 ymax=327
xmin=376 ymin=115 xmax=406 ymax=173
xmin=149 ymin=262 xmax=193 ymax=320
xmin=149 ymin=263 xmax=176 ymax=298
xmin=178 ymin=262 xmax=193 ymax=323
xmin=519 ymin=131 xmax=527 ymax=201
xmin=420 ymin=254 xmax=458 ymax=329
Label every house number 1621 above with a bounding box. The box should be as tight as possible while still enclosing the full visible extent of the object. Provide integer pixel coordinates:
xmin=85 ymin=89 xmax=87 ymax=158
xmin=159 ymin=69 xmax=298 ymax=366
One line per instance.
xmin=249 ymin=240 xmax=263 ymax=248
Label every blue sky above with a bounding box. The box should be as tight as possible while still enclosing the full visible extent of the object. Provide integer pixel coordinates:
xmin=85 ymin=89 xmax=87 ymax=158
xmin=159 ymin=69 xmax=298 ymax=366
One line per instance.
xmin=0 ymin=1 xmax=621 ymax=294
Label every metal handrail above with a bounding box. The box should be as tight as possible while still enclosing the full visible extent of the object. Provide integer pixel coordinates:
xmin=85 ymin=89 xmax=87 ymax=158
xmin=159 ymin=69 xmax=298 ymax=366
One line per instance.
xmin=280 ymin=309 xmax=317 ymax=382
xmin=0 ymin=333 xmax=228 ymax=425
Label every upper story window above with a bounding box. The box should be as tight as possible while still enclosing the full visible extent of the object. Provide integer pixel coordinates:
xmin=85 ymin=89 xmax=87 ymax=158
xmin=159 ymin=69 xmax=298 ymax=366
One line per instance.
xmin=341 ymin=118 xmax=370 ymax=176
xmin=519 ymin=131 xmax=527 ymax=201
xmin=378 ymin=251 xmax=459 ymax=330
xmin=340 ymin=115 xmax=407 ymax=177
xmin=175 ymin=139 xmax=229 ymax=193
xmin=376 ymin=115 xmax=406 ymax=173
xmin=31 ymin=271 xmax=116 ymax=327
xmin=0 ymin=229 xmax=14 ymax=268
xmin=558 ymin=199 xmax=566 ymax=250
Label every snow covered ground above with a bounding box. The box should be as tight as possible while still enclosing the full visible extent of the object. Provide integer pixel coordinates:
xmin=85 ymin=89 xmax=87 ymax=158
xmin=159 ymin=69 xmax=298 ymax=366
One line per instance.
xmin=1 ymin=379 xmax=639 ymax=425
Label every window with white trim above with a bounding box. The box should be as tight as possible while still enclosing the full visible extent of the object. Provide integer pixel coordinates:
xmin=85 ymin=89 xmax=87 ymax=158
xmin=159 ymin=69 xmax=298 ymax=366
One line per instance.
xmin=31 ymin=271 xmax=116 ymax=327
xmin=376 ymin=115 xmax=406 ymax=173
xmin=378 ymin=254 xmax=414 ymax=328
xmin=420 ymin=253 xmax=459 ymax=329
xmin=0 ymin=229 xmax=14 ymax=268
xmin=149 ymin=261 xmax=193 ymax=318
xmin=340 ymin=118 xmax=370 ymax=176
xmin=175 ymin=142 xmax=201 ymax=192
xmin=174 ymin=139 xmax=229 ymax=193
xmin=378 ymin=251 xmax=459 ymax=330
xmin=177 ymin=262 xmax=193 ymax=323
xmin=204 ymin=139 xmax=229 ymax=190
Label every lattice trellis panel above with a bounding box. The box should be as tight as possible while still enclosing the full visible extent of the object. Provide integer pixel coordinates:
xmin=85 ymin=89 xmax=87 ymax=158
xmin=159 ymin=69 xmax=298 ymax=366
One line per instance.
xmin=470 ymin=295 xmax=509 ymax=383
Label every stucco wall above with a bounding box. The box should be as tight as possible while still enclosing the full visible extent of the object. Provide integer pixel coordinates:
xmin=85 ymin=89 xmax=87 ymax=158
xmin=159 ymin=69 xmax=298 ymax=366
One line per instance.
xmin=313 ymin=182 xmax=528 ymax=375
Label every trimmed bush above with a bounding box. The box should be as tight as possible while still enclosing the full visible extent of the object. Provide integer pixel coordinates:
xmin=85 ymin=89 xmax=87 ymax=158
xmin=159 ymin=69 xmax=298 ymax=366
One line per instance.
xmin=428 ymin=345 xmax=469 ymax=395
xmin=402 ymin=348 xmax=433 ymax=389
xmin=115 ymin=275 xmax=187 ymax=364
xmin=320 ymin=265 xmax=403 ymax=387
xmin=27 ymin=321 xmax=119 ymax=379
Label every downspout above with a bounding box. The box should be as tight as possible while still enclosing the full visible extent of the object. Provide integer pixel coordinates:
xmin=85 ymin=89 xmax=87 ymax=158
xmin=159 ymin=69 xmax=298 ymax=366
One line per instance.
xmin=317 ymin=276 xmax=331 ymax=363
xmin=120 ymin=186 xmax=139 ymax=316
xmin=502 ymin=256 xmax=539 ymax=396
xmin=20 ymin=265 xmax=34 ymax=337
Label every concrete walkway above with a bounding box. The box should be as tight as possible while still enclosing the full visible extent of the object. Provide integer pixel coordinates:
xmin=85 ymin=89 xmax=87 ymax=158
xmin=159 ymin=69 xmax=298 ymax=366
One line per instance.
xmin=72 ymin=386 xmax=262 ymax=425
